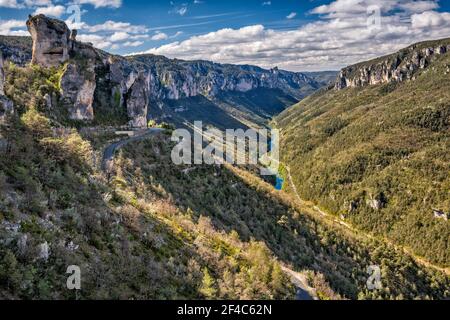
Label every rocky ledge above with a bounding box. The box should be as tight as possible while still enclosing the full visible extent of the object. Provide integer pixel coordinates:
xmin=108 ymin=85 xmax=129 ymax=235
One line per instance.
xmin=335 ymin=39 xmax=450 ymax=90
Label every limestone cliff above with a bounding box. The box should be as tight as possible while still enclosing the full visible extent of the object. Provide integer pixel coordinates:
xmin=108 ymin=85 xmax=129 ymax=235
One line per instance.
xmin=335 ymin=39 xmax=450 ymax=90
xmin=26 ymin=14 xmax=72 ymax=68
xmin=125 ymin=72 xmax=149 ymax=128
xmin=129 ymin=55 xmax=319 ymax=101
xmin=60 ymin=63 xmax=96 ymax=121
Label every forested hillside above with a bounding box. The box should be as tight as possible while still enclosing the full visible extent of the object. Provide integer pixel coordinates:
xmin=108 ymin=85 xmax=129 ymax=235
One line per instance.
xmin=0 ymin=60 xmax=449 ymax=299
xmin=275 ymin=40 xmax=450 ymax=268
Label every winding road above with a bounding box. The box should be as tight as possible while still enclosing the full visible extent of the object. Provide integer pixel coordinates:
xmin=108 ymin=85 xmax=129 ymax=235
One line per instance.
xmin=101 ymin=128 xmax=164 ymax=172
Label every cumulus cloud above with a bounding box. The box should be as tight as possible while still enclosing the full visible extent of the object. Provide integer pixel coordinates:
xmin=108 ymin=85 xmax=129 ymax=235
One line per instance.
xmin=64 ymin=19 xmax=149 ymax=51
xmin=33 ymin=5 xmax=66 ymax=17
xmin=0 ymin=19 xmax=28 ymax=35
xmin=140 ymin=0 xmax=450 ymax=71
xmin=73 ymin=0 xmax=122 ymax=8
xmin=0 ymin=0 xmax=19 ymax=7
xmin=412 ymin=10 xmax=450 ymax=28
xmin=109 ymin=31 xmax=129 ymax=42
xmin=87 ymin=20 xmax=148 ymax=33
xmin=151 ymin=32 xmax=168 ymax=41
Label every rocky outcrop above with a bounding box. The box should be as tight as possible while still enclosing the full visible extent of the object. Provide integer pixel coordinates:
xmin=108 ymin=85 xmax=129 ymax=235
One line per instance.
xmin=366 ymin=193 xmax=387 ymax=211
xmin=60 ymin=63 xmax=96 ymax=121
xmin=27 ymin=14 xmax=72 ymax=68
xmin=433 ymin=209 xmax=449 ymax=221
xmin=25 ymin=15 xmax=100 ymax=122
xmin=126 ymin=72 xmax=149 ymax=128
xmin=335 ymin=41 xmax=450 ymax=90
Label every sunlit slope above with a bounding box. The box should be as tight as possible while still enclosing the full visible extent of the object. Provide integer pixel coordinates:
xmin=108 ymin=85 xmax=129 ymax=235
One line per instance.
xmin=275 ymin=48 xmax=450 ymax=267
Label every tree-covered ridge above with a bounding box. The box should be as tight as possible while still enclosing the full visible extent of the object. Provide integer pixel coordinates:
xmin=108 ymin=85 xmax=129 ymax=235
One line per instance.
xmin=0 ymin=112 xmax=295 ymax=299
xmin=275 ymin=42 xmax=450 ymax=267
xmin=110 ymin=136 xmax=449 ymax=300
xmin=0 ymin=30 xmax=449 ymax=301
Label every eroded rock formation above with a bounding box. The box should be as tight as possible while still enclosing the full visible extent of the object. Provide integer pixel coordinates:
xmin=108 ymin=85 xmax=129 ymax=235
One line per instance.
xmin=335 ymin=41 xmax=450 ymax=90
xmin=27 ymin=14 xmax=72 ymax=68
xmin=25 ymin=15 xmax=151 ymax=126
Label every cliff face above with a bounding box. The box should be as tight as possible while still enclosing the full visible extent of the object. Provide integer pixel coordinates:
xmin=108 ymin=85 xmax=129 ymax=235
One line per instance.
xmin=2 ymin=15 xmax=331 ymax=128
xmin=26 ymin=15 xmax=73 ymax=68
xmin=335 ymin=40 xmax=450 ymax=90
xmin=129 ymin=56 xmax=319 ymax=101
xmin=60 ymin=63 xmax=96 ymax=121
xmin=125 ymin=71 xmax=149 ymax=127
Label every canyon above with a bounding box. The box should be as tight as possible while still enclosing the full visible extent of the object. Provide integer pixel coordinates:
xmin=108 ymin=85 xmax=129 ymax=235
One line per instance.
xmin=1 ymin=15 xmax=333 ymax=129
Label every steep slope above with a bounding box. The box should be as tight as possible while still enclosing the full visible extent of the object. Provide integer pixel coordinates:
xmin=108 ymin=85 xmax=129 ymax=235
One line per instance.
xmin=1 ymin=109 xmax=448 ymax=299
xmin=0 ymin=112 xmax=295 ymax=299
xmin=275 ymin=38 xmax=450 ymax=267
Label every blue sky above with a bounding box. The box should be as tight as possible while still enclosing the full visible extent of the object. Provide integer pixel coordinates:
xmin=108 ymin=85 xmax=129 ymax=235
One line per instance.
xmin=1 ymin=0 xmax=450 ymax=71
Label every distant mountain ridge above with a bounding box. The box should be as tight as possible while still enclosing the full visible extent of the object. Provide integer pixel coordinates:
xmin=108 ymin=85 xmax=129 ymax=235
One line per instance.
xmin=0 ymin=18 xmax=336 ymax=129
xmin=335 ymin=38 xmax=450 ymax=90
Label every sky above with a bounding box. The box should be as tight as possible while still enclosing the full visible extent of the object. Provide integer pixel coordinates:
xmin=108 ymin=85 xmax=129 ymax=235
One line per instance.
xmin=1 ymin=0 xmax=450 ymax=71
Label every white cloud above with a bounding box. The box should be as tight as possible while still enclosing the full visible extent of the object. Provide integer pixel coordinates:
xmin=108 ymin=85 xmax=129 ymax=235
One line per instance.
xmin=73 ymin=0 xmax=122 ymax=8
xmin=0 ymin=0 xmax=19 ymax=8
xmin=123 ymin=40 xmax=143 ymax=47
xmin=141 ymin=0 xmax=450 ymax=71
xmin=87 ymin=20 xmax=148 ymax=33
xmin=151 ymin=32 xmax=168 ymax=41
xmin=0 ymin=19 xmax=27 ymax=35
xmin=170 ymin=31 xmax=183 ymax=39
xmin=398 ymin=1 xmax=439 ymax=12
xmin=109 ymin=31 xmax=129 ymax=42
xmin=77 ymin=33 xmax=112 ymax=49
xmin=412 ymin=10 xmax=450 ymax=28
xmin=34 ymin=5 xmax=66 ymax=17
xmin=286 ymin=12 xmax=297 ymax=19
xmin=24 ymin=0 xmax=52 ymax=6
xmin=262 ymin=1 xmax=271 ymax=6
